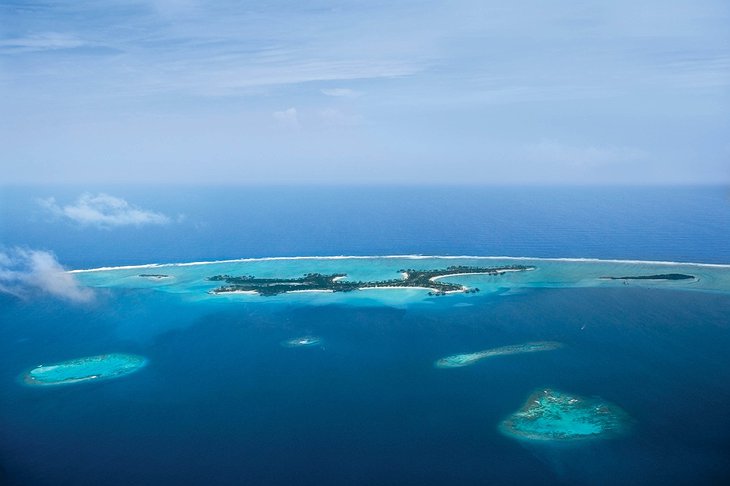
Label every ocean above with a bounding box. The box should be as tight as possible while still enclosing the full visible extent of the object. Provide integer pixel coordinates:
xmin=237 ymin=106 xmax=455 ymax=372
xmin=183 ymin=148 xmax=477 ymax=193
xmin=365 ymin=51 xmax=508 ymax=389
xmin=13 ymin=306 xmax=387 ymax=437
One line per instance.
xmin=1 ymin=186 xmax=730 ymax=485
xmin=3 ymin=185 xmax=730 ymax=267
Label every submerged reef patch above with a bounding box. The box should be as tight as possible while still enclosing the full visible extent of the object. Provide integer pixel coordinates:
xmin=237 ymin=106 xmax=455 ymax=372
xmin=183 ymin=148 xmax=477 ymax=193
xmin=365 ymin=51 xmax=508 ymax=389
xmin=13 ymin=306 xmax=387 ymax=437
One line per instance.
xmin=435 ymin=341 xmax=562 ymax=368
xmin=22 ymin=353 xmax=147 ymax=386
xmin=499 ymin=388 xmax=630 ymax=441
xmin=281 ymin=336 xmax=322 ymax=348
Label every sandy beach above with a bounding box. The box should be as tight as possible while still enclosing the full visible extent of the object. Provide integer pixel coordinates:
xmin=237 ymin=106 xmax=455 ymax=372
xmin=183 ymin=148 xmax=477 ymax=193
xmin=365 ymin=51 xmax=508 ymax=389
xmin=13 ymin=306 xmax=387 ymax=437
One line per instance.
xmin=286 ymin=289 xmax=334 ymax=293
xmin=211 ymin=290 xmax=258 ymax=295
xmin=357 ymin=286 xmax=447 ymax=292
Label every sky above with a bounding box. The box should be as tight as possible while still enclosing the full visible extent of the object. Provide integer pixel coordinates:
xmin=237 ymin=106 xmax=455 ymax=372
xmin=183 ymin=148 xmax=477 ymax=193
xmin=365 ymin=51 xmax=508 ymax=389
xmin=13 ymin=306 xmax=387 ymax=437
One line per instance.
xmin=0 ymin=0 xmax=728 ymax=185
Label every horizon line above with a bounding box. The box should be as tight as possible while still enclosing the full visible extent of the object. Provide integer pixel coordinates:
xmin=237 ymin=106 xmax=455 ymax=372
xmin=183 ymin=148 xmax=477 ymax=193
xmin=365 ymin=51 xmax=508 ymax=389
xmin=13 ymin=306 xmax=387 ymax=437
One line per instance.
xmin=3 ymin=182 xmax=730 ymax=188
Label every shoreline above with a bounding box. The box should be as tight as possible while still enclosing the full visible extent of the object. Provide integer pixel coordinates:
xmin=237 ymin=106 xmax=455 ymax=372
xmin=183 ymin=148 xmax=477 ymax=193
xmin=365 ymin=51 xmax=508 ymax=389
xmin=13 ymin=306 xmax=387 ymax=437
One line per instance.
xmin=69 ymin=255 xmax=730 ymax=273
xmin=429 ymin=268 xmax=534 ymax=282
xmin=210 ymin=290 xmax=258 ymax=295
xmin=286 ymin=289 xmax=334 ymax=293
xmin=212 ymin=286 xmax=470 ymax=296
xmin=357 ymin=286 xmax=441 ymax=292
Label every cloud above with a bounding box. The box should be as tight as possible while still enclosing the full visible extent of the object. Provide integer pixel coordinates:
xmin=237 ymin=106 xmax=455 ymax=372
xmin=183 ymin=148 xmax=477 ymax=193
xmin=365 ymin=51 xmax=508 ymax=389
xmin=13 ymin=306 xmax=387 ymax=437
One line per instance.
xmin=320 ymin=88 xmax=362 ymax=98
xmin=0 ymin=3 xmax=427 ymax=98
xmin=318 ymin=108 xmax=362 ymax=127
xmin=523 ymin=139 xmax=647 ymax=169
xmin=1 ymin=1 xmax=728 ymax=185
xmin=0 ymin=33 xmax=86 ymax=53
xmin=0 ymin=248 xmax=94 ymax=303
xmin=40 ymin=193 xmax=171 ymax=228
xmin=273 ymin=107 xmax=300 ymax=129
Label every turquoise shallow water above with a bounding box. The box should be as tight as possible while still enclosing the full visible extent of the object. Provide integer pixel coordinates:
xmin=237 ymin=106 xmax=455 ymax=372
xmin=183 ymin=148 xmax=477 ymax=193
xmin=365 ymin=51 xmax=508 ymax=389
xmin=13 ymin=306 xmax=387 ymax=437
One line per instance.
xmin=499 ymin=388 xmax=630 ymax=441
xmin=2 ymin=186 xmax=730 ymax=485
xmin=22 ymin=353 xmax=147 ymax=386
xmin=3 ymin=256 xmax=728 ymax=484
xmin=72 ymin=255 xmax=730 ymax=304
xmin=3 ymin=256 xmax=730 ymax=484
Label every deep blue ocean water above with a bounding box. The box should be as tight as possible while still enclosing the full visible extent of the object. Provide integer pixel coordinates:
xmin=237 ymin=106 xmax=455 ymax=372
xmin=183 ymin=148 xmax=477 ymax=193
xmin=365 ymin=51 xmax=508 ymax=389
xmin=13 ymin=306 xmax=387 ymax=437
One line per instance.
xmin=1 ymin=186 xmax=730 ymax=485
xmin=2 ymin=185 xmax=730 ymax=267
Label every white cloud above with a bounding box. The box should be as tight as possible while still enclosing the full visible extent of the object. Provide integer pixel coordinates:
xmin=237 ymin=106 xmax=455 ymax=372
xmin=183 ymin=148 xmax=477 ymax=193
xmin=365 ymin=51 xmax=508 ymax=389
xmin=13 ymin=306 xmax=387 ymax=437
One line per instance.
xmin=0 ymin=248 xmax=94 ymax=303
xmin=40 ymin=193 xmax=171 ymax=228
xmin=273 ymin=107 xmax=300 ymax=129
xmin=320 ymin=88 xmax=362 ymax=98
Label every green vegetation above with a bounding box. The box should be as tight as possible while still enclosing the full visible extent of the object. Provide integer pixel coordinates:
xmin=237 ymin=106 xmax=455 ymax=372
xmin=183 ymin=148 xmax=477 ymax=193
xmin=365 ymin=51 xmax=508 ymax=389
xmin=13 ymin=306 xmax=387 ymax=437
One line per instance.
xmin=601 ymin=273 xmax=694 ymax=281
xmin=208 ymin=265 xmax=534 ymax=296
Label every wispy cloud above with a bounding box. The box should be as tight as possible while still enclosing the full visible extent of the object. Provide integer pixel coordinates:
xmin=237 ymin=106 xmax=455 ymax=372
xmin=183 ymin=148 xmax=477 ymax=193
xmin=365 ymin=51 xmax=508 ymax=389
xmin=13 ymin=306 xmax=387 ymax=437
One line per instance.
xmin=40 ymin=193 xmax=170 ymax=228
xmin=321 ymin=88 xmax=362 ymax=98
xmin=273 ymin=107 xmax=300 ymax=129
xmin=0 ymin=33 xmax=86 ymax=53
xmin=0 ymin=2 xmax=427 ymax=98
xmin=1 ymin=0 xmax=728 ymax=184
xmin=523 ymin=139 xmax=647 ymax=169
xmin=185 ymin=60 xmax=417 ymax=96
xmin=318 ymin=108 xmax=362 ymax=127
xmin=0 ymin=248 xmax=94 ymax=303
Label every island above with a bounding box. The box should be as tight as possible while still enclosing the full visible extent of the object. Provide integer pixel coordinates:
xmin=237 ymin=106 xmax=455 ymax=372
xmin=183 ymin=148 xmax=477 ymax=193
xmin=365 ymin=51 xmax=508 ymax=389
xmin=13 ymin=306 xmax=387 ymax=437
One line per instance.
xmin=435 ymin=341 xmax=562 ymax=368
xmin=499 ymin=388 xmax=631 ymax=441
xmin=208 ymin=265 xmax=534 ymax=296
xmin=281 ymin=336 xmax=322 ymax=348
xmin=600 ymin=273 xmax=694 ymax=281
xmin=22 ymin=353 xmax=147 ymax=386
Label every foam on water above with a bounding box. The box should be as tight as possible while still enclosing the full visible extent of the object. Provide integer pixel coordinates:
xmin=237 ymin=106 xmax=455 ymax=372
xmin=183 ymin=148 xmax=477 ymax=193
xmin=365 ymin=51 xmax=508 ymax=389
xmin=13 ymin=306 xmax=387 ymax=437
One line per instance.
xmin=69 ymin=254 xmax=730 ymax=274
